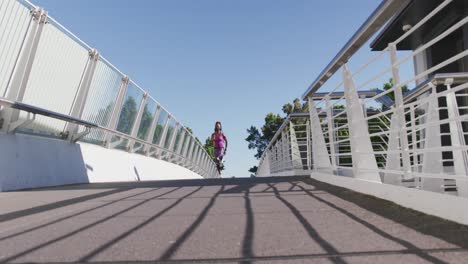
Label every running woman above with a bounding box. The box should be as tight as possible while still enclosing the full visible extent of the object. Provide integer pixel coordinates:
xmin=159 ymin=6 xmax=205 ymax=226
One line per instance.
xmin=211 ymin=121 xmax=228 ymax=175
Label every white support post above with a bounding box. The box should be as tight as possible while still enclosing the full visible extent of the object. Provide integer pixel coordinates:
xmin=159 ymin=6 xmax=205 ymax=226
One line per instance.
xmin=270 ymin=146 xmax=275 ymax=173
xmin=193 ymin=146 xmax=200 ymax=172
xmin=180 ymin=135 xmax=191 ymax=164
xmin=308 ymin=97 xmax=332 ymax=172
xmin=165 ymin=122 xmax=180 ymax=159
xmin=306 ymin=120 xmax=311 ymax=170
xmin=280 ymin=131 xmax=287 ymax=171
xmin=271 ymin=145 xmax=277 ymax=173
xmin=156 ymin=116 xmax=171 ymax=158
xmin=325 ymin=95 xmax=337 ymax=170
xmin=172 ymin=130 xmax=186 ymax=163
xmin=186 ymin=139 xmax=195 ymax=167
xmin=283 ymin=131 xmax=290 ymax=171
xmin=199 ymin=154 xmax=205 ymax=173
xmin=65 ymin=49 xmax=100 ymax=140
xmin=410 ymin=105 xmax=418 ymax=168
xmin=266 ymin=150 xmax=273 ymax=175
xmin=196 ymin=146 xmax=203 ymax=167
xmin=198 ymin=148 xmax=205 ymax=171
xmin=286 ymin=128 xmax=293 ymax=170
xmin=289 ymin=122 xmax=302 ymax=170
xmin=1 ymin=7 xmax=47 ymax=132
xmin=176 ymin=131 xmax=186 ymax=155
xmin=127 ymin=93 xmax=148 ymax=152
xmin=273 ymin=141 xmax=279 ymax=172
xmin=389 ymin=43 xmax=412 ymax=178
xmin=104 ymin=76 xmax=129 ymax=147
xmin=384 ymin=109 xmax=402 ymax=185
xmin=342 ymin=64 xmax=381 ymax=182
xmin=144 ymin=105 xmax=161 ymax=155
xmin=195 ymin=151 xmax=201 ymax=172
xmin=421 ymin=83 xmax=444 ymax=191
xmin=444 ymin=78 xmax=468 ymax=196
xmin=202 ymin=154 xmax=208 ymax=174
xmin=191 ymin=144 xmax=199 ymax=167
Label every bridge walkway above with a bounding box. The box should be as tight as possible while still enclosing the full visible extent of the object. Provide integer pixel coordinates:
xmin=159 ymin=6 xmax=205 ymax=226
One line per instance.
xmin=0 ymin=176 xmax=467 ymax=263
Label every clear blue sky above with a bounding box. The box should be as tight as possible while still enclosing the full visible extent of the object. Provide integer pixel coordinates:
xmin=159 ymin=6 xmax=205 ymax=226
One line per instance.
xmin=33 ymin=0 xmax=382 ymax=177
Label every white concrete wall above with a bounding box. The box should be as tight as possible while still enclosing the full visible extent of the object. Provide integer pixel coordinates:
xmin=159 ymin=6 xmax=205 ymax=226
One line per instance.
xmin=0 ymin=134 xmax=89 ymax=191
xmin=312 ymin=172 xmax=468 ymax=226
xmin=0 ymin=133 xmax=202 ymax=191
xmin=80 ymin=143 xmax=202 ymax=183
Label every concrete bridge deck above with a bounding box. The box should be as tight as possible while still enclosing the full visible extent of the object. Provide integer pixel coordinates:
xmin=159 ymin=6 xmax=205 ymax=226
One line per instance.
xmin=1 ymin=176 xmax=468 ymax=264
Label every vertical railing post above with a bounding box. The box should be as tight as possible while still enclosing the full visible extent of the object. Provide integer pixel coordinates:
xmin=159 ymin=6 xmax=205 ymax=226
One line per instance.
xmin=185 ymin=139 xmax=195 ymax=168
xmin=190 ymin=144 xmax=199 ymax=171
xmin=444 ymin=78 xmax=468 ymax=196
xmin=306 ymin=120 xmax=311 ymax=170
xmin=65 ymin=49 xmax=99 ymax=140
xmin=165 ymin=122 xmax=180 ymax=159
xmin=198 ymin=147 xmax=205 ymax=174
xmin=389 ymin=43 xmax=412 ymax=178
xmin=289 ymin=122 xmax=302 ymax=170
xmin=173 ymin=130 xmax=186 ymax=163
xmin=199 ymin=154 xmax=205 ymax=175
xmin=104 ymin=76 xmax=129 ymax=147
xmin=325 ymin=95 xmax=337 ymax=171
xmin=127 ymin=92 xmax=148 ymax=152
xmin=193 ymin=146 xmax=200 ymax=173
xmin=144 ymin=105 xmax=161 ymax=155
xmin=271 ymin=145 xmax=277 ymax=173
xmin=189 ymin=140 xmax=197 ymax=168
xmin=385 ymin=107 xmax=402 ymax=185
xmin=308 ymin=97 xmax=332 ymax=172
xmin=180 ymin=134 xmax=191 ymax=164
xmin=281 ymin=131 xmax=287 ymax=171
xmin=1 ymin=7 xmax=47 ymax=132
xmin=197 ymin=146 xmax=203 ymax=171
xmin=420 ymin=83 xmax=443 ymax=191
xmin=202 ymin=154 xmax=208 ymax=175
xmin=155 ymin=116 xmax=171 ymax=158
xmin=342 ymin=64 xmax=380 ymax=182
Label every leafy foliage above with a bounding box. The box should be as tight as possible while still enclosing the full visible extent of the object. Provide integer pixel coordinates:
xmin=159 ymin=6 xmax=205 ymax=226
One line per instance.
xmin=382 ymin=78 xmax=409 ymax=101
xmin=116 ymin=97 xmax=137 ymax=134
xmin=246 ymin=98 xmax=308 ymax=173
xmin=204 ymin=136 xmax=214 ymax=159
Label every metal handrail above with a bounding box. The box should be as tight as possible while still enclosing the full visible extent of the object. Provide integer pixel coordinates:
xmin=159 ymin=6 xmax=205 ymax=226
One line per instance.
xmin=0 ymin=97 xmax=98 ymax=128
xmin=0 ymin=97 xmax=215 ymax=178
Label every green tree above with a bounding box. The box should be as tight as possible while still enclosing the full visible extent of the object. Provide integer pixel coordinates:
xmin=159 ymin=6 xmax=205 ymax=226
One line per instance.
xmin=248 ymin=166 xmax=258 ymax=177
xmin=116 ymin=97 xmax=137 ymax=134
xmin=282 ymin=98 xmax=308 ymax=115
xmin=382 ymin=78 xmax=409 ymax=101
xmin=246 ymin=98 xmax=308 ymax=172
xmin=246 ymin=113 xmax=284 ymax=159
xmin=204 ymin=136 xmax=214 ymax=159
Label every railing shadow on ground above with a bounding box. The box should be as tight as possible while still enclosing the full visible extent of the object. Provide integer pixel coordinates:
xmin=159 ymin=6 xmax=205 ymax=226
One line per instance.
xmin=0 ymin=186 xmax=191 ymax=263
xmin=267 ymin=183 xmax=347 ymax=264
xmin=287 ymin=181 xmax=449 ymax=264
xmin=1 ymin=176 xmax=468 ymax=264
xmin=0 ymin=177 xmax=308 ymax=227
xmin=302 ymin=178 xmax=468 ymax=250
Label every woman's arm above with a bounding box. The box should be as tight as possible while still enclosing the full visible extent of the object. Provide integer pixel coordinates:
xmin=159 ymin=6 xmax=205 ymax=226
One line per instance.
xmin=223 ymin=134 xmax=228 ymax=151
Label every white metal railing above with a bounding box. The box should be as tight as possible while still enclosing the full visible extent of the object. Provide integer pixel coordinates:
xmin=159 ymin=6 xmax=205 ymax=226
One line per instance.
xmin=257 ymin=0 xmax=468 ymax=196
xmin=0 ymin=0 xmax=218 ymax=178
